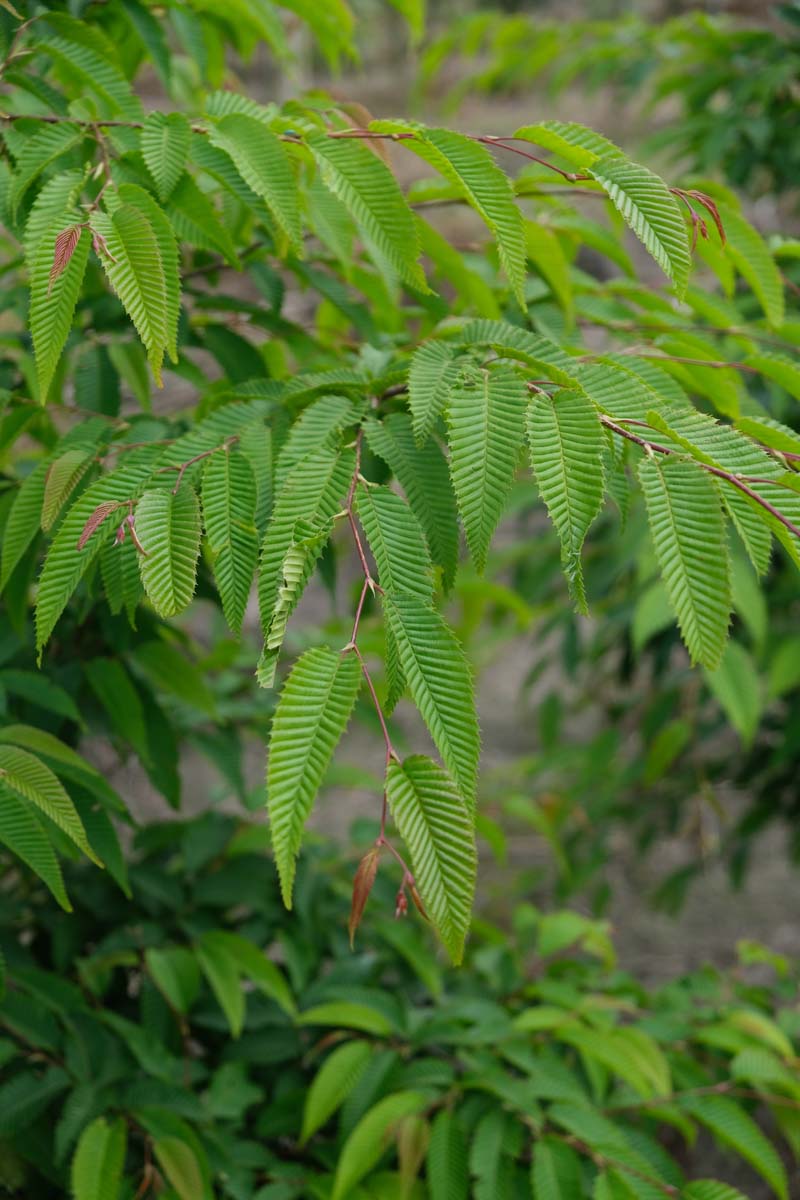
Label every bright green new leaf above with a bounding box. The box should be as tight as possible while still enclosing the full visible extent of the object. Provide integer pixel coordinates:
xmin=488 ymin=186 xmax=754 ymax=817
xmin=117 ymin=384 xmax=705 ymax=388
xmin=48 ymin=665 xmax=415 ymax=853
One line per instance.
xmin=267 ymin=646 xmax=361 ymax=907
xmin=717 ymin=203 xmax=784 ymax=328
xmin=152 ymin=1136 xmax=205 ymax=1200
xmin=513 ymin=119 xmax=622 ymax=168
xmin=135 ymin=486 xmax=202 ymax=618
xmin=388 ymin=756 xmax=476 ymax=963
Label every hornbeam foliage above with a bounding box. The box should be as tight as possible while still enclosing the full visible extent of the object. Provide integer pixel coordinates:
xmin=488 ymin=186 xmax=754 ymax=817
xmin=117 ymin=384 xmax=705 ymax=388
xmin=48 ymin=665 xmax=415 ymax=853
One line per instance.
xmin=0 ymin=0 xmax=798 ymax=984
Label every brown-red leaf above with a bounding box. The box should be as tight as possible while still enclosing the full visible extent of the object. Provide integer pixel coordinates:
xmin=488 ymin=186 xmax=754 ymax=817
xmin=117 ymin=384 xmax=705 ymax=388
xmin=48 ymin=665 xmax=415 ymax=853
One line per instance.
xmin=48 ymin=225 xmax=83 ymax=295
xmin=348 ymin=845 xmax=382 ymax=947
xmin=77 ymin=500 xmax=123 ymax=550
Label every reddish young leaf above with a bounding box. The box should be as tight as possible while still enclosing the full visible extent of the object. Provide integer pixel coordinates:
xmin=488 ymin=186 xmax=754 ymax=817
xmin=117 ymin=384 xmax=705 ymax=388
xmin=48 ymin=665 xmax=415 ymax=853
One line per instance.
xmin=77 ymin=501 xmax=123 ymax=550
xmin=691 ymin=190 xmax=726 ymax=245
xmin=349 ymin=845 xmax=382 ymax=947
xmin=48 ymin=225 xmax=83 ymax=295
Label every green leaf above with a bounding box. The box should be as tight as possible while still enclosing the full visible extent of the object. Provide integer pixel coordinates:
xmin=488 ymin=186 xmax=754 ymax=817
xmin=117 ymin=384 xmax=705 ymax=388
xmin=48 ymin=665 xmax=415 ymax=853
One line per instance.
xmin=704 ymin=640 xmax=762 ymax=744
xmin=257 ymin=447 xmax=353 ymax=685
xmin=527 ymin=389 xmax=604 ymax=612
xmin=70 ymin=1116 xmax=127 ymax=1200
xmin=459 ymin=318 xmax=580 ymax=386
xmin=639 ymin=458 xmax=731 ymax=669
xmin=407 ymin=340 xmax=463 ymax=445
xmin=141 ymin=111 xmax=191 ymax=202
xmin=305 ymin=129 xmax=427 ymax=292
xmin=30 ymin=223 xmax=90 ymax=401
xmin=101 ymin=535 xmax=143 ymax=623
xmin=166 ymin=171 xmax=239 ymax=264
xmin=679 ymin=1095 xmax=788 ymax=1199
xmin=531 ymin=1135 xmax=583 ymax=1199
xmin=0 ymin=784 xmax=70 ymax=910
xmin=331 ymin=1091 xmax=426 ymax=1200
xmin=42 ymin=449 xmax=94 ymax=531
xmin=355 ymin=485 xmax=433 ymax=599
xmin=365 ymin=414 xmax=459 ymax=590
xmin=10 ymin=123 xmax=84 ymax=214
xmin=209 ymin=114 xmax=302 ymax=253
xmin=386 ymin=756 xmax=475 ymax=963
xmin=0 ymin=745 xmax=100 ymax=864
xmin=589 ymin=156 xmax=691 ymax=296
xmin=298 ymin=1001 xmax=394 ymax=1037
xmin=0 ymin=669 xmax=83 ymax=726
xmin=267 ymin=646 xmax=361 ymax=906
xmin=264 ymin=519 xmax=331 ymax=664
xmin=513 ymin=119 xmax=622 ymax=168
xmin=1 ymin=460 xmax=48 ymax=590
xmin=152 ymin=1136 xmax=205 ymax=1200
xmin=426 ymin=1109 xmax=468 ymax=1200
xmin=383 ymin=595 xmax=479 ymax=806
xmin=207 ymin=931 xmax=295 ymax=1016
xmin=301 ymin=1041 xmax=373 ymax=1144
xmin=202 ymin=448 xmax=259 ymax=634
xmin=131 ymin=639 xmax=217 ymax=718
xmin=373 ymin=121 xmax=526 ymax=304
xmin=135 ymin=486 xmax=201 ymax=618
xmin=90 ymin=202 xmax=174 ymax=385
xmin=717 ymin=203 xmax=784 ymax=327
xmin=145 ymin=947 xmax=200 ymax=1014
xmin=683 ymin=1185 xmax=750 ymax=1200
xmin=195 ymin=931 xmax=244 ymax=1038
xmin=525 ymin=222 xmax=574 ymax=322
xmin=447 ymin=365 xmax=528 ymax=572
xmin=85 ymin=652 xmax=151 ymax=763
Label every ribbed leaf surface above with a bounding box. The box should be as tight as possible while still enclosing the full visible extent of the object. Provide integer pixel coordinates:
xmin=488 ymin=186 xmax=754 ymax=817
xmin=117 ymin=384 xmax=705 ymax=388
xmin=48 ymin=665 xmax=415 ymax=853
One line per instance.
xmin=90 ymin=203 xmax=171 ymax=384
xmin=10 ymin=123 xmax=84 ymax=214
xmin=0 ymin=745 xmax=98 ymax=863
xmin=70 ymin=1116 xmax=127 ymax=1200
xmin=30 ymin=222 xmax=90 ymax=400
xmin=530 ymin=1135 xmax=583 ymax=1199
xmin=331 ymin=1091 xmax=425 ymax=1200
xmin=0 ymin=783 xmax=69 ymax=910
xmin=426 ymin=1108 xmax=469 ymax=1199
xmin=448 ymin=365 xmax=528 ymax=572
xmin=355 ymin=485 xmax=432 ymax=599
xmin=23 ymin=168 xmax=85 ymax=263
xmin=364 ymin=414 xmax=458 ymax=591
xmin=679 ymin=1095 xmax=787 ymax=1200
xmin=36 ymin=447 xmax=161 ymax=656
xmin=384 ymin=594 xmax=479 ymax=805
xmin=42 ymin=448 xmax=93 ymax=531
xmin=142 ymin=111 xmax=190 ymax=201
xmin=386 ymin=756 xmax=476 ymax=964
xmin=100 ymin=536 xmax=143 ymax=623
xmin=264 ymin=519 xmax=331 ymax=660
xmin=202 ymin=449 xmax=258 ymax=633
xmin=305 ymin=130 xmax=426 ymax=292
xmin=374 ymin=121 xmax=526 ymax=304
xmin=209 ymin=114 xmax=302 ymax=252
xmin=136 ymin=486 xmax=201 ymax=618
xmin=274 ymin=395 xmax=357 ymax=491
xmin=527 ymin=389 xmax=605 ymax=611
xmin=257 ymin=447 xmax=353 ymax=669
xmin=723 ymin=490 xmax=772 ymax=577
xmin=717 ymin=203 xmax=784 ymax=328
xmin=166 ymin=171 xmax=239 ymax=264
xmin=118 ymin=184 xmax=180 ymax=366
xmin=459 ymin=319 xmax=580 ymax=386
xmin=301 ymin=1040 xmax=372 ymax=1144
xmin=639 ymin=458 xmax=731 ymax=669
xmin=589 ymin=156 xmax=691 ymax=296
xmin=267 ymin=646 xmax=361 ymax=906
xmin=408 ymin=339 xmax=464 ymax=445
xmin=513 ymin=119 xmax=622 ymax=167
xmin=1 ymin=460 xmax=48 ymax=590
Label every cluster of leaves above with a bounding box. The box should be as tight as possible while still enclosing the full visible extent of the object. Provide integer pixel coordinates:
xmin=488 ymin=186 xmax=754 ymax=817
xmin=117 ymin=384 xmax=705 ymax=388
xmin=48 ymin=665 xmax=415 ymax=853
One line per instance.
xmin=1 ymin=1 xmax=800 ymax=962
xmin=421 ymin=3 xmax=800 ymax=195
xmin=2 ymin=811 xmax=800 ymax=1200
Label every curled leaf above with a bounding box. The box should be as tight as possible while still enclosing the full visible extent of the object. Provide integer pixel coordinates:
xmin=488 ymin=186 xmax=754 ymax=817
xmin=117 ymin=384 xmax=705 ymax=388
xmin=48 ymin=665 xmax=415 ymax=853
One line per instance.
xmin=77 ymin=501 xmax=124 ymax=550
xmin=48 ymin=224 xmax=83 ymax=295
xmin=349 ymin=845 xmax=382 ymax=947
